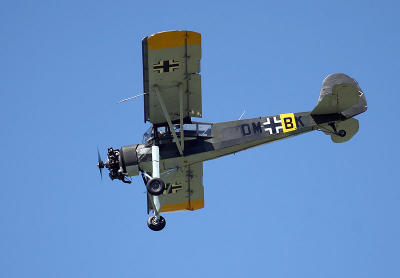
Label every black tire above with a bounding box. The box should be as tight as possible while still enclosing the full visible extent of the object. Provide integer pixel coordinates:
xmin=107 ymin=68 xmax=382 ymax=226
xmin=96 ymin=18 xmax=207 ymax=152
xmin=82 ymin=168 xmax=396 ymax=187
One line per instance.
xmin=147 ymin=215 xmax=166 ymax=231
xmin=338 ymin=130 xmax=346 ymax=137
xmin=146 ymin=178 xmax=165 ymax=196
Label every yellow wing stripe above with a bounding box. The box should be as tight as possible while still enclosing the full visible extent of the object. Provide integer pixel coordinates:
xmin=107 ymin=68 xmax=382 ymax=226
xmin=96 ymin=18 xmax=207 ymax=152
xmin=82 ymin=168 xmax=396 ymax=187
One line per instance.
xmin=161 ymin=199 xmax=204 ymax=213
xmin=147 ymin=31 xmax=201 ymax=50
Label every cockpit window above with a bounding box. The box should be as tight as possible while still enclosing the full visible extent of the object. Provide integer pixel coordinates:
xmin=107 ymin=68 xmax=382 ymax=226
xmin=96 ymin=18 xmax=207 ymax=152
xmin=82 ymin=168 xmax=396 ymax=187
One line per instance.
xmin=198 ymin=124 xmax=211 ymax=136
xmin=142 ymin=122 xmax=212 ymax=143
xmin=142 ymin=126 xmax=153 ymax=143
xmin=174 ymin=123 xmax=212 ymax=137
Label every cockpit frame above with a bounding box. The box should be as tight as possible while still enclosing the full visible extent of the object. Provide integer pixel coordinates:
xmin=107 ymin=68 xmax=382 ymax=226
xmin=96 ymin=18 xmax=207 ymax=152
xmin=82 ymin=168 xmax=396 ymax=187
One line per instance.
xmin=142 ymin=121 xmax=212 ymax=144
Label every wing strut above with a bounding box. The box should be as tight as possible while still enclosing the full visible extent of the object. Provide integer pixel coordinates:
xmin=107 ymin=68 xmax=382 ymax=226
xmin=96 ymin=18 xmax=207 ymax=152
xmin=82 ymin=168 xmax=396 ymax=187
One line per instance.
xmin=179 ymin=83 xmax=184 ymax=152
xmin=153 ymin=85 xmax=184 ymax=156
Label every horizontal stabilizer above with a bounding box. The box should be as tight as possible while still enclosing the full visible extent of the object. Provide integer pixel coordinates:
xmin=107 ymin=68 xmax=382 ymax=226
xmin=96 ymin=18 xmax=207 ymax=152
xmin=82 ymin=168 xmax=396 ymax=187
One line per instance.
xmin=321 ymin=118 xmax=359 ymax=143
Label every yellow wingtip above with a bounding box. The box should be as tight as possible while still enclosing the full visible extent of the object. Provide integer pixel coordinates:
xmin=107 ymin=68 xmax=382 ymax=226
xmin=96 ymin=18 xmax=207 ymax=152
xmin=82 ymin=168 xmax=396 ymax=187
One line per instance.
xmin=147 ymin=30 xmax=201 ymax=50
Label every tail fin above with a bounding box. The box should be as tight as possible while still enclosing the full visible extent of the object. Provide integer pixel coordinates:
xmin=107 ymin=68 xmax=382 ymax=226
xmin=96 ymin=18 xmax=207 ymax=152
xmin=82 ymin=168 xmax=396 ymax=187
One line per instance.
xmin=311 ymin=73 xmax=367 ymax=143
xmin=312 ymin=73 xmax=367 ymax=117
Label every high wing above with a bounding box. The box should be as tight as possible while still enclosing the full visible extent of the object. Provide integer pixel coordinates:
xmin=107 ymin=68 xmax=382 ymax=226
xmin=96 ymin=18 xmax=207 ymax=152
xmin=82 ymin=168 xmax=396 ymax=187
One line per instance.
xmin=142 ymin=30 xmax=202 ymax=125
xmin=147 ymin=162 xmax=204 ymax=213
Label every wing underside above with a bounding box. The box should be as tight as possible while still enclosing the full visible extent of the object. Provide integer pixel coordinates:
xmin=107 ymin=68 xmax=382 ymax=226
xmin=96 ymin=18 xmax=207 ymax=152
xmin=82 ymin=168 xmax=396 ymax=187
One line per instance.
xmin=147 ymin=162 xmax=204 ymax=213
xmin=142 ymin=30 xmax=202 ymax=125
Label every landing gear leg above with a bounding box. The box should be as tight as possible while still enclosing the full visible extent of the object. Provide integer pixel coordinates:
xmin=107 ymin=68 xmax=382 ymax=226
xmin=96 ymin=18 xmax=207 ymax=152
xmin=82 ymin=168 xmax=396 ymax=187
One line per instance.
xmin=147 ymin=145 xmax=166 ymax=231
xmin=328 ymin=122 xmax=346 ymax=137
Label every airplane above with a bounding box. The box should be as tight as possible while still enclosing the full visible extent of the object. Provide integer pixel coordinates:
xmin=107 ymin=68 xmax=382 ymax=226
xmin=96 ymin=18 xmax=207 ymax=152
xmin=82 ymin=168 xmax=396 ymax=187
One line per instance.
xmin=97 ymin=30 xmax=367 ymax=231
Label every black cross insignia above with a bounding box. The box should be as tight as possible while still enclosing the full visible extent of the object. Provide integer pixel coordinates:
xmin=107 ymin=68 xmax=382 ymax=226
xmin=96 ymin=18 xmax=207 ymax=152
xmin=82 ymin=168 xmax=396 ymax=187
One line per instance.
xmin=163 ymin=184 xmax=183 ymax=195
xmin=263 ymin=116 xmax=283 ymax=135
xmin=170 ymin=185 xmax=183 ymax=194
xmin=153 ymin=59 xmax=180 ymax=73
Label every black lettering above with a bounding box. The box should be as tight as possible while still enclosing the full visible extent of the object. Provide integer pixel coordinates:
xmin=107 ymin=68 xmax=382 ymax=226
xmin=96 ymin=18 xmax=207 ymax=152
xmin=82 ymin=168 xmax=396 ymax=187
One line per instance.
xmin=241 ymin=124 xmax=251 ymax=136
xmin=295 ymin=116 xmax=304 ymax=127
xmin=252 ymin=122 xmax=262 ymax=134
xmin=284 ymin=117 xmax=293 ymax=129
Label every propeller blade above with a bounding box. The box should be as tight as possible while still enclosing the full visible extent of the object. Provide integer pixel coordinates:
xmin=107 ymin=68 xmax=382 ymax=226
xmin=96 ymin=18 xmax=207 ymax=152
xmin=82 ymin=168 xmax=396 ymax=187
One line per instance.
xmin=97 ymin=147 xmax=104 ymax=179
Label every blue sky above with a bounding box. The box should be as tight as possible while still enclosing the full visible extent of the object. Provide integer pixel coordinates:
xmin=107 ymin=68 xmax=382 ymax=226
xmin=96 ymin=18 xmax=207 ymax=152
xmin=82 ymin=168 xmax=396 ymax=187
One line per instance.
xmin=1 ymin=0 xmax=399 ymax=277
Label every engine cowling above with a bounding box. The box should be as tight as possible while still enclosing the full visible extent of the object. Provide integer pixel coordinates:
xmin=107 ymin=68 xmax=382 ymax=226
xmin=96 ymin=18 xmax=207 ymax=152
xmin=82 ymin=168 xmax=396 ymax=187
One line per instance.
xmin=119 ymin=144 xmax=139 ymax=177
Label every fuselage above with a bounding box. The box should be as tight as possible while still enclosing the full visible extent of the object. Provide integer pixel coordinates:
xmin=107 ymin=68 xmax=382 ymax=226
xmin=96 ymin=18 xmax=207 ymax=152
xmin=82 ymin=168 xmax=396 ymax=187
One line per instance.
xmin=133 ymin=111 xmax=316 ymax=175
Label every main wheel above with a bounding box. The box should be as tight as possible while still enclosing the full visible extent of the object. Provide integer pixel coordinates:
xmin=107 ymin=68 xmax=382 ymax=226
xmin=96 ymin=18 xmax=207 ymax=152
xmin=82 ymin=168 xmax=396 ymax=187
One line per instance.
xmin=337 ymin=130 xmax=346 ymax=137
xmin=147 ymin=215 xmax=166 ymax=231
xmin=146 ymin=178 xmax=165 ymax=196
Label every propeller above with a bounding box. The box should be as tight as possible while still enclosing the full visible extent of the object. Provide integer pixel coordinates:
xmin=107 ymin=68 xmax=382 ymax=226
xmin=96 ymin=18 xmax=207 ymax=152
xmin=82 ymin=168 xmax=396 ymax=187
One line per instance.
xmin=97 ymin=147 xmax=104 ymax=179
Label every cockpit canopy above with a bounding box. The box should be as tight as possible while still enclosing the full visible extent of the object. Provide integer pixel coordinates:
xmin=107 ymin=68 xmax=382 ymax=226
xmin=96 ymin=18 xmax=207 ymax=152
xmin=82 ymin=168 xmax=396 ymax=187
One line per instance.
xmin=142 ymin=122 xmax=212 ymax=143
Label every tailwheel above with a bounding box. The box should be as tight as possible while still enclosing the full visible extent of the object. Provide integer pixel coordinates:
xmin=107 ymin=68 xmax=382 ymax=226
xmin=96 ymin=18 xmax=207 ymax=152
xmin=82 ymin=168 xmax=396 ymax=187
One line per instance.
xmin=147 ymin=215 xmax=166 ymax=231
xmin=337 ymin=130 xmax=346 ymax=137
xmin=146 ymin=178 xmax=165 ymax=196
